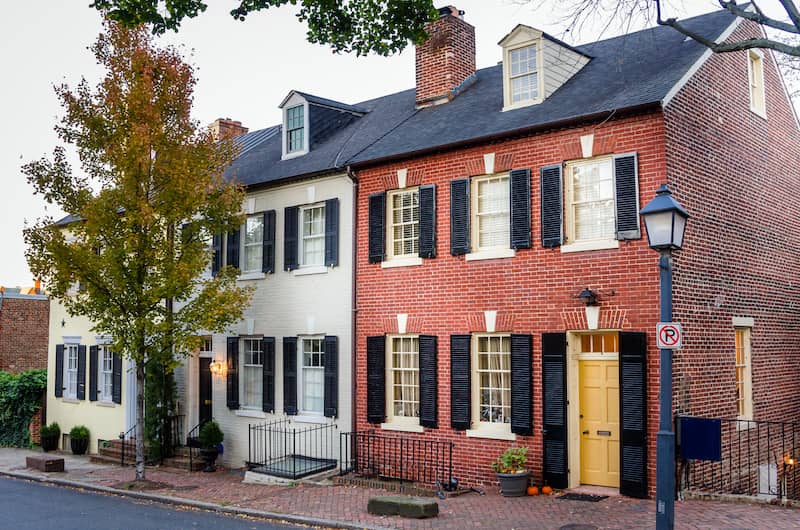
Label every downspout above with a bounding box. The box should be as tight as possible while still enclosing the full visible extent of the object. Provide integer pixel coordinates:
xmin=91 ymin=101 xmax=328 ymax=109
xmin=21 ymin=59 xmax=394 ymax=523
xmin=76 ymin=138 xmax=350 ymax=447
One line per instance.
xmin=346 ymin=166 xmax=359 ymax=436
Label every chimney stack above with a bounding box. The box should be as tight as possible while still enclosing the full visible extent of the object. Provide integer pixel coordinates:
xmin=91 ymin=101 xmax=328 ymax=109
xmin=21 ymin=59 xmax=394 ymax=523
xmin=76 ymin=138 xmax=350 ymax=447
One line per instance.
xmin=211 ymin=118 xmax=249 ymax=141
xmin=415 ymin=6 xmax=476 ymax=108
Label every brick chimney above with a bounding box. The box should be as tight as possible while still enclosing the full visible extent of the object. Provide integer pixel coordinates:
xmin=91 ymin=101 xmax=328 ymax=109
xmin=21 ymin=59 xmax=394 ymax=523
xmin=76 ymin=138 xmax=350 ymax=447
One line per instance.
xmin=415 ymin=6 xmax=476 ymax=108
xmin=211 ymin=118 xmax=249 ymax=140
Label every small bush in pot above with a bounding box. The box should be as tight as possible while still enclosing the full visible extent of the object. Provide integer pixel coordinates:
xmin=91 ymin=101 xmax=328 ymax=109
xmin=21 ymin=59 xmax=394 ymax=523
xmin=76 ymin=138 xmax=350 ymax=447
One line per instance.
xmin=69 ymin=425 xmax=90 ymax=455
xmin=198 ymin=420 xmax=224 ymax=472
xmin=40 ymin=423 xmax=60 ymax=452
xmin=492 ymin=446 xmax=530 ymax=497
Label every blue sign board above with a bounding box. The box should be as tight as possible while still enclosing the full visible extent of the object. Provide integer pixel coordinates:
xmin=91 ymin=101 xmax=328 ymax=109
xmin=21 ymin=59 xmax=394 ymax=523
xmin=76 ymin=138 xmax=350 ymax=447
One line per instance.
xmin=678 ymin=416 xmax=722 ymax=462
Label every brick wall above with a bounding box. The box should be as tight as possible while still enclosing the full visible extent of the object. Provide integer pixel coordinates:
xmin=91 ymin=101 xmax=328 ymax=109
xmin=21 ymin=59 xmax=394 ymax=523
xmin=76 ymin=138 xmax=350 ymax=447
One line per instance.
xmin=0 ymin=296 xmax=49 ymax=373
xmin=666 ymin=21 xmax=800 ymax=423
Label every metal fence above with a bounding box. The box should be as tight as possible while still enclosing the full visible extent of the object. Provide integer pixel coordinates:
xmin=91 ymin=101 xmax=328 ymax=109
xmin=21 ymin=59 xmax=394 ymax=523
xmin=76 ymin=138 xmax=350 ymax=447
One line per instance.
xmin=247 ymin=419 xmax=338 ymax=479
xmin=339 ymin=431 xmax=454 ymax=487
xmin=679 ymin=416 xmax=800 ymax=501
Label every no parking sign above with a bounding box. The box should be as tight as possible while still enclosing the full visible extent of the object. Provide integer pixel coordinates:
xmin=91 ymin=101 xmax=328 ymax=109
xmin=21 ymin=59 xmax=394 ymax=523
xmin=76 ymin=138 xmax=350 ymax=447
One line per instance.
xmin=656 ymin=322 xmax=683 ymax=349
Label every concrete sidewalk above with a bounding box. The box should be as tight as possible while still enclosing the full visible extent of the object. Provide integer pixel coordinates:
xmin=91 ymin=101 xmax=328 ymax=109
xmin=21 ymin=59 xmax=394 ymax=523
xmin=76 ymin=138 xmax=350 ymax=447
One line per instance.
xmin=1 ymin=448 xmax=799 ymax=529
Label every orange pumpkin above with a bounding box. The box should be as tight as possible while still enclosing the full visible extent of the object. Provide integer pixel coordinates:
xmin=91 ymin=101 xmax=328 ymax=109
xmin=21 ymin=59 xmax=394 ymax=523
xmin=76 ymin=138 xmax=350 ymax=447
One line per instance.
xmin=527 ymin=486 xmax=539 ymax=496
xmin=541 ymin=485 xmax=553 ymax=495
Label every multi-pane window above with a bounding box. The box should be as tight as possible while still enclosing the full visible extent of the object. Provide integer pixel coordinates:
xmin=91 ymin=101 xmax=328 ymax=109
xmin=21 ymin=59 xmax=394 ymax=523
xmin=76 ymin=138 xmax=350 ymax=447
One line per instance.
xmin=243 ymin=215 xmax=263 ymax=273
xmin=510 ymin=44 xmax=538 ymax=103
xmin=475 ymin=335 xmax=511 ymax=425
xmin=99 ymin=345 xmax=114 ymax=402
xmin=389 ymin=336 xmax=420 ymax=420
xmin=286 ymin=105 xmax=305 ymax=153
xmin=735 ymin=328 xmax=753 ymax=419
xmin=200 ymin=337 xmax=213 ymax=355
xmin=748 ymin=51 xmax=765 ymax=116
xmin=580 ymin=332 xmax=618 ymax=356
xmin=301 ymin=338 xmax=325 ymax=414
xmin=567 ymin=158 xmax=615 ymax=242
xmin=300 ymin=205 xmax=325 ymax=266
xmin=473 ymin=175 xmax=510 ymax=250
xmin=242 ymin=339 xmax=263 ymax=409
xmin=388 ymin=189 xmax=419 ymax=258
xmin=65 ymin=344 xmax=79 ymax=398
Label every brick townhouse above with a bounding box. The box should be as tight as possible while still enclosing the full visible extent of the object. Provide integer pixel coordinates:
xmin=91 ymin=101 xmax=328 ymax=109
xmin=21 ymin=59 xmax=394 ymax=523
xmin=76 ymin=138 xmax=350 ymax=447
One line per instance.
xmin=345 ymin=6 xmax=800 ymax=498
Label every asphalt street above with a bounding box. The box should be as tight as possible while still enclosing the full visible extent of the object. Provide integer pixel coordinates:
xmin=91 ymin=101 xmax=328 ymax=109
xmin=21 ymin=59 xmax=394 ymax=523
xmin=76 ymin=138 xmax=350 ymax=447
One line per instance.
xmin=0 ymin=476 xmax=313 ymax=530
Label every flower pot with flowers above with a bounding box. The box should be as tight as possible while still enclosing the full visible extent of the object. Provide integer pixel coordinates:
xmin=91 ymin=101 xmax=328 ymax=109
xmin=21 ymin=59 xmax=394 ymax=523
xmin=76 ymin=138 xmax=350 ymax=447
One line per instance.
xmin=492 ymin=446 xmax=530 ymax=497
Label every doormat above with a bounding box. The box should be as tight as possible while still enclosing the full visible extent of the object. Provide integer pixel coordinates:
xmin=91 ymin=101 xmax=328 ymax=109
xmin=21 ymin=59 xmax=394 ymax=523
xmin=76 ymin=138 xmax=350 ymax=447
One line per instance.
xmin=558 ymin=493 xmax=608 ymax=502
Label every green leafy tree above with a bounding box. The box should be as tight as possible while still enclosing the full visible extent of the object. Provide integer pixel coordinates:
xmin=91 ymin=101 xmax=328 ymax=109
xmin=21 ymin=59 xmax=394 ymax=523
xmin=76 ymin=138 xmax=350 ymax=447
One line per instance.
xmin=89 ymin=0 xmax=439 ymax=55
xmin=23 ymin=21 xmax=253 ymax=480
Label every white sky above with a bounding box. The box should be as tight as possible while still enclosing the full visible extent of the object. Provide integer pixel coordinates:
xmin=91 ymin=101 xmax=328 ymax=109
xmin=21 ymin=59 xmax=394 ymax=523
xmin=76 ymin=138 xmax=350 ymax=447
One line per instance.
xmin=0 ymin=0 xmax=761 ymax=286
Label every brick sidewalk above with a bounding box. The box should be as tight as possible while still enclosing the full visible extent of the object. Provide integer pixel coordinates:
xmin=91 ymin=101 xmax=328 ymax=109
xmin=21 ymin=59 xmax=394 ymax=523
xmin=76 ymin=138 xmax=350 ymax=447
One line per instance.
xmin=2 ymin=449 xmax=799 ymax=529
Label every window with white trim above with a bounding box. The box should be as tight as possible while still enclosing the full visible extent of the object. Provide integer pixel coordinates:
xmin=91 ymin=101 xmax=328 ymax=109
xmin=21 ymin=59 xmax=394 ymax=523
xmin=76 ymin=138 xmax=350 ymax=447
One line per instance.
xmin=241 ymin=338 xmax=263 ymax=409
xmin=387 ymin=188 xmax=419 ymax=259
xmin=472 ymin=174 xmax=510 ymax=251
xmin=200 ymin=337 xmax=213 ymax=356
xmin=300 ymin=204 xmax=325 ymax=267
xmin=565 ymin=157 xmax=615 ymax=244
xmin=735 ymin=327 xmax=753 ymax=420
xmin=286 ymin=105 xmax=305 ymax=154
xmin=243 ymin=215 xmax=263 ymax=273
xmin=748 ymin=50 xmax=766 ymax=117
xmin=386 ymin=336 xmax=420 ymax=424
xmin=472 ymin=334 xmax=511 ymax=428
xmin=98 ymin=345 xmax=114 ymax=402
xmin=509 ymin=44 xmax=538 ymax=103
xmin=65 ymin=344 xmax=79 ymax=399
xmin=300 ymin=338 xmax=324 ymax=414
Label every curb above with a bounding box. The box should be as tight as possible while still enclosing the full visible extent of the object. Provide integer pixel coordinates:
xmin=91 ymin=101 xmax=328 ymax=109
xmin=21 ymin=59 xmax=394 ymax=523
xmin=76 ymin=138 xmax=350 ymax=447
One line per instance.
xmin=0 ymin=469 xmax=388 ymax=530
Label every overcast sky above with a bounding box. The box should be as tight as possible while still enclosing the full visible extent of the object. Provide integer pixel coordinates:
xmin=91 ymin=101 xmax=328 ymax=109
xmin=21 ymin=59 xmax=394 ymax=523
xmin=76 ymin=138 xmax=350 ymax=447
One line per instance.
xmin=0 ymin=0 xmax=753 ymax=286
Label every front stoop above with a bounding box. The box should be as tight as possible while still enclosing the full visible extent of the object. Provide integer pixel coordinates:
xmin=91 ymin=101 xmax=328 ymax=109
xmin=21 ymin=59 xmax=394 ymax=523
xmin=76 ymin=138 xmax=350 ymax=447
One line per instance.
xmin=90 ymin=440 xmax=203 ymax=472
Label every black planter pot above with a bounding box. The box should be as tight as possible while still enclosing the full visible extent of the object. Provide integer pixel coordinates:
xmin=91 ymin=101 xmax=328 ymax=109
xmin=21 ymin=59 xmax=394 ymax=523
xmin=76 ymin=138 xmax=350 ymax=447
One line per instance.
xmin=70 ymin=437 xmax=89 ymax=455
xmin=41 ymin=435 xmax=59 ymax=452
xmin=200 ymin=448 xmax=219 ymax=472
xmin=497 ymin=470 xmax=530 ymax=497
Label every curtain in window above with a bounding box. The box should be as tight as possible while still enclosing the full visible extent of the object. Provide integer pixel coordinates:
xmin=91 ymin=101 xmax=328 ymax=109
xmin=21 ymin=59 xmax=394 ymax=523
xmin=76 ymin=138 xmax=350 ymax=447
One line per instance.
xmin=244 ymin=216 xmax=264 ymax=272
xmin=571 ymin=161 xmax=614 ymax=240
xmin=477 ymin=177 xmax=510 ymax=248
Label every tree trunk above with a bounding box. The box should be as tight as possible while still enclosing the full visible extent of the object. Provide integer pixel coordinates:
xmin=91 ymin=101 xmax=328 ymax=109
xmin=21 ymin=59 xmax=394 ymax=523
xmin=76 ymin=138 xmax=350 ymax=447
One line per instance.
xmin=135 ymin=359 xmax=146 ymax=481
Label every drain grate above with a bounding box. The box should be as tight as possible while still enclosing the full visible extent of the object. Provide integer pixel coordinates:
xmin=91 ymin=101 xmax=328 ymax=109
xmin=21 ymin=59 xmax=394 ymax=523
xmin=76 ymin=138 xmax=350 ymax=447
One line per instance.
xmin=557 ymin=493 xmax=608 ymax=502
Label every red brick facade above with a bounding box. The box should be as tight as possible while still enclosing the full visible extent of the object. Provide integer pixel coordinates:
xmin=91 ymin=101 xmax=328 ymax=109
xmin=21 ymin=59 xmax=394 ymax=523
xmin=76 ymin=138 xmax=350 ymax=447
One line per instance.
xmin=353 ymin=20 xmax=800 ymax=497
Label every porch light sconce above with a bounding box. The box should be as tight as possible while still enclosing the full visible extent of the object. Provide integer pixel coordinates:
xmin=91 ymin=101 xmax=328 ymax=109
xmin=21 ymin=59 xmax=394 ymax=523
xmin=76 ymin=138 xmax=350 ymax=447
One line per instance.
xmin=577 ymin=288 xmax=600 ymax=330
xmin=785 ymin=455 xmax=796 ymax=467
xmin=209 ymin=359 xmax=226 ymax=377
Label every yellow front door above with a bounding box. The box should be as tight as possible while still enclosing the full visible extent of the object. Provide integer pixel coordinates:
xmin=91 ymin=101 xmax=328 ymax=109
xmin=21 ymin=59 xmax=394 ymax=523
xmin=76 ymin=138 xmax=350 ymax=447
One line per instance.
xmin=579 ymin=360 xmax=620 ymax=487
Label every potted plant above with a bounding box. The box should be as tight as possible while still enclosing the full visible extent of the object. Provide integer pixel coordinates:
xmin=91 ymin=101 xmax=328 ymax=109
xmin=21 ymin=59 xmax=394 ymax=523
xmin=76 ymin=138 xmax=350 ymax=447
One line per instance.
xmin=492 ymin=446 xmax=530 ymax=497
xmin=198 ymin=420 xmax=224 ymax=472
xmin=69 ymin=425 xmax=90 ymax=455
xmin=40 ymin=423 xmax=60 ymax=452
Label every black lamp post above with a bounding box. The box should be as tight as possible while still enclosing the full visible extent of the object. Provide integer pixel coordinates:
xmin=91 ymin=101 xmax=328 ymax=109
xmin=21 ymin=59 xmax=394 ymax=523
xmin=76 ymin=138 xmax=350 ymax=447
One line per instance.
xmin=640 ymin=184 xmax=689 ymax=530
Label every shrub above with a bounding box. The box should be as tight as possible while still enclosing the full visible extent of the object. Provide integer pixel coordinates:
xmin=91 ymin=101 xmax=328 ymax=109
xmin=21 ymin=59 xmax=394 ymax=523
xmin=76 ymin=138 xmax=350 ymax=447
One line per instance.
xmin=491 ymin=446 xmax=528 ymax=474
xmin=0 ymin=369 xmax=47 ymax=447
xmin=198 ymin=420 xmax=224 ymax=449
xmin=40 ymin=422 xmax=60 ymax=439
xmin=69 ymin=425 xmax=90 ymax=440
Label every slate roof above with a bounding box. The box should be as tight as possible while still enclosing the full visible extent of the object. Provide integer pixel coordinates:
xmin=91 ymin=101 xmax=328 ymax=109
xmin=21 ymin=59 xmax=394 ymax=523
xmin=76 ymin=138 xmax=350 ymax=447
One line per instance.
xmin=226 ymin=8 xmax=737 ymax=188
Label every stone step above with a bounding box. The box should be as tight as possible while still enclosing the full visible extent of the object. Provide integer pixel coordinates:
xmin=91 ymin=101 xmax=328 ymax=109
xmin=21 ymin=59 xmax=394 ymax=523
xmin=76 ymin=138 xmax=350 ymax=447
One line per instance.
xmin=90 ymin=454 xmax=135 ymax=466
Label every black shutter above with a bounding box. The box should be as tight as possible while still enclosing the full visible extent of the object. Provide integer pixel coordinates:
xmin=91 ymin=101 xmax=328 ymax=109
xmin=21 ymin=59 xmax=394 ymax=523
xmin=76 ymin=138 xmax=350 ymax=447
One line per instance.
xmin=540 ymin=164 xmax=563 ymax=247
xmin=510 ymin=334 xmax=533 ymax=436
xmin=89 ymin=345 xmax=98 ymax=402
xmin=614 ymin=153 xmax=641 ymax=240
xmin=368 ymin=193 xmax=386 ymax=263
xmin=510 ymin=169 xmax=532 ymax=249
xmin=619 ymin=331 xmax=648 ymax=498
xmin=366 ymin=336 xmax=385 ymax=423
xmin=323 ymin=335 xmax=338 ymax=417
xmin=283 ymin=337 xmax=298 ymax=415
xmin=54 ymin=344 xmax=64 ymax=398
xmin=418 ymin=185 xmax=437 ymax=258
xmin=226 ymin=229 xmax=240 ymax=270
xmin=284 ymin=206 xmax=299 ymax=271
xmin=211 ymin=234 xmax=222 ymax=277
xmin=262 ymin=337 xmax=275 ymax=413
xmin=262 ymin=210 xmax=276 ymax=274
xmin=450 ymin=334 xmax=471 ymax=430
xmin=112 ymin=352 xmax=122 ymax=404
xmin=450 ymin=179 xmax=470 ymax=256
xmin=419 ymin=335 xmax=438 ymax=428
xmin=324 ymin=198 xmax=339 ymax=267
xmin=226 ymin=337 xmax=239 ymax=410
xmin=77 ymin=345 xmax=86 ymax=400
xmin=542 ymin=333 xmax=568 ymax=489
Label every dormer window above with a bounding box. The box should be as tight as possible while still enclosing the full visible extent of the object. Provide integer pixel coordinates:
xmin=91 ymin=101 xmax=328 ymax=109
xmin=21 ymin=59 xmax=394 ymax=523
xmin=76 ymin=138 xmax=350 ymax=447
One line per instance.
xmin=510 ymin=44 xmax=538 ymax=103
xmin=286 ymin=105 xmax=305 ymax=153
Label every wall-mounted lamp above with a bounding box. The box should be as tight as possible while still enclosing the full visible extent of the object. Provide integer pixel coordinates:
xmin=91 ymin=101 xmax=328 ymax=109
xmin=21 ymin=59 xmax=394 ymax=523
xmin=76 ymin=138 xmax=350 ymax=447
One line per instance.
xmin=209 ymin=359 xmax=226 ymax=377
xmin=784 ymin=454 xmax=796 ymax=467
xmin=577 ymin=288 xmax=598 ymax=306
xmin=577 ymin=288 xmax=600 ymax=330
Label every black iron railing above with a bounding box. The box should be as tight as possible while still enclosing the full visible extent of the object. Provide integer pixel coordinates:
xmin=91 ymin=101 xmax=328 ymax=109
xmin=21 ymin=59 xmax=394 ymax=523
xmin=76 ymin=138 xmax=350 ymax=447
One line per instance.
xmin=120 ymin=424 xmax=136 ymax=466
xmin=679 ymin=416 xmax=800 ymax=501
xmin=247 ymin=419 xmax=338 ymax=479
xmin=157 ymin=413 xmax=185 ymax=462
xmin=339 ymin=431 xmax=453 ymax=487
xmin=186 ymin=420 xmax=207 ymax=471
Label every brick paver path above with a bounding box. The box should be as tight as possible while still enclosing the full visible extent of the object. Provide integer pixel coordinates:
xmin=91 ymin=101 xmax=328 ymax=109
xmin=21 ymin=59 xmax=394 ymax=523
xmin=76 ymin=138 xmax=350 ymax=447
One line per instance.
xmin=2 ymin=450 xmax=799 ymax=529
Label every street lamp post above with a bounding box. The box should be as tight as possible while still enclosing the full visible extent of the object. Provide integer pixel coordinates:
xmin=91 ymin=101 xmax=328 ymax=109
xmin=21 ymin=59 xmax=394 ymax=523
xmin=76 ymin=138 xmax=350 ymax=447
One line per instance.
xmin=640 ymin=184 xmax=689 ymax=530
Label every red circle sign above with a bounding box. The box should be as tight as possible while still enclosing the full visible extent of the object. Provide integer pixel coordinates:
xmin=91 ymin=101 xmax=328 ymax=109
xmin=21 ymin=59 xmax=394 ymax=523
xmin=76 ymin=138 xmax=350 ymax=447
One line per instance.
xmin=658 ymin=324 xmax=681 ymax=347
